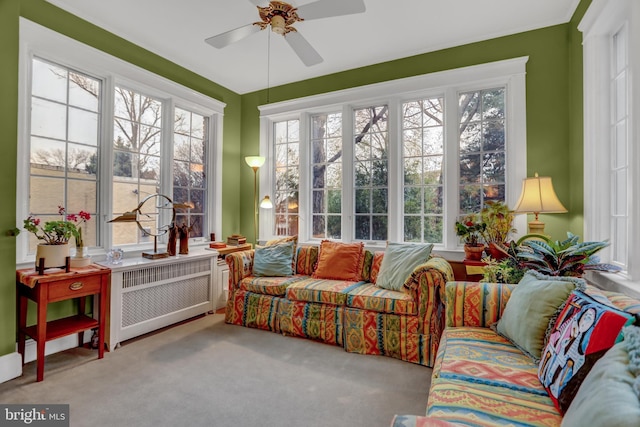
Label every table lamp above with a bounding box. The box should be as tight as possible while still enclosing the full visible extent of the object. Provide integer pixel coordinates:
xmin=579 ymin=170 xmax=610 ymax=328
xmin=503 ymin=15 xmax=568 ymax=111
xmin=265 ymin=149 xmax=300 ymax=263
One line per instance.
xmin=513 ymin=173 xmax=567 ymax=234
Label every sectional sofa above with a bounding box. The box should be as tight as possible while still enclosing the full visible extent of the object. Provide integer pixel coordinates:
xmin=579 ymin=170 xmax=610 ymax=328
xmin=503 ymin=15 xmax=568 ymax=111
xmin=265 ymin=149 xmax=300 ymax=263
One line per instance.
xmin=224 ymin=240 xmax=454 ymax=366
xmin=392 ymin=277 xmax=640 ymax=426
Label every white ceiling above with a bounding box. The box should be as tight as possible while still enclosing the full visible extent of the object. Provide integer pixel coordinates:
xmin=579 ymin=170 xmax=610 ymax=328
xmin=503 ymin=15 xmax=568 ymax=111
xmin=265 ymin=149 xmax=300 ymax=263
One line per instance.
xmin=45 ymin=0 xmax=579 ymax=95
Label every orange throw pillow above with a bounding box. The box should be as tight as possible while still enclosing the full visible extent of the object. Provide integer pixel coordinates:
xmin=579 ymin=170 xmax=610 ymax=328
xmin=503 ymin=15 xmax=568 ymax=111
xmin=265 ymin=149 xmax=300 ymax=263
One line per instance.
xmin=312 ymin=240 xmax=364 ymax=281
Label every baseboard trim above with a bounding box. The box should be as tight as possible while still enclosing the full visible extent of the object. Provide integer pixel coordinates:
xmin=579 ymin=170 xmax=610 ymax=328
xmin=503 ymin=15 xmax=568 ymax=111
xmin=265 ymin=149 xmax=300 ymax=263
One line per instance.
xmin=0 ymin=352 xmax=22 ymax=384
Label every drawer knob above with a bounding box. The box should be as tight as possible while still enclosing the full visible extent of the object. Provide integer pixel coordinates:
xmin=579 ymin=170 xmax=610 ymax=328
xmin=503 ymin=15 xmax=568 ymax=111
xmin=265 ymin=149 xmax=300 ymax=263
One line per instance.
xmin=69 ymin=282 xmax=84 ymax=291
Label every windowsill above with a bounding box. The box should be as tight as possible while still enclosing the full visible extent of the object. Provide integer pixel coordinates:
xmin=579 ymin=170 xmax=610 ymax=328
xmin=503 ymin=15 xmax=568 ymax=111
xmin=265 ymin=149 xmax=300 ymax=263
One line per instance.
xmin=586 ymin=271 xmax=640 ymax=300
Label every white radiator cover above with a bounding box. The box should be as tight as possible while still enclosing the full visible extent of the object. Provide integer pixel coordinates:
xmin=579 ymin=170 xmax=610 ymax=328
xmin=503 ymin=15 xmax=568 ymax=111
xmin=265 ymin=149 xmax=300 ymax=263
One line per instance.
xmin=102 ymin=249 xmax=218 ymax=350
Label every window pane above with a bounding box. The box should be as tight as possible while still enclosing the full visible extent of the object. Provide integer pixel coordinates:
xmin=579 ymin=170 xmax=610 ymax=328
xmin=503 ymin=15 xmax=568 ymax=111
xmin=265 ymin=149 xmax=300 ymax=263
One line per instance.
xmin=458 ymin=88 xmax=506 ymax=216
xmin=31 ymin=98 xmax=66 ymax=140
xmin=272 ymin=119 xmax=300 ymax=236
xmin=113 ymin=86 xmax=163 ymax=245
xmin=173 ymin=109 xmax=208 ymax=236
xmin=354 ymin=105 xmax=388 ymax=241
xmin=29 ymin=58 xmax=101 ymax=253
xmin=402 ymin=96 xmax=444 ymax=243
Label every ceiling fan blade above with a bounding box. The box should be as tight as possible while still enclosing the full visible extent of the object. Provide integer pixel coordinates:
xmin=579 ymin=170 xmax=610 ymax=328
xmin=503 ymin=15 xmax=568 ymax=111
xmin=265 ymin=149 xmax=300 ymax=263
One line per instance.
xmin=247 ymin=0 xmax=263 ymax=6
xmin=297 ymin=0 xmax=366 ymax=21
xmin=284 ymin=31 xmax=323 ymax=66
xmin=205 ymin=24 xmax=261 ymax=48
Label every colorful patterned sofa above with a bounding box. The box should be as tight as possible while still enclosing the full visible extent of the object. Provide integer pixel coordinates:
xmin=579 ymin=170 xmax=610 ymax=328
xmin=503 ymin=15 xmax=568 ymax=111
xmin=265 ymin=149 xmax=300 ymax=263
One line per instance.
xmin=392 ymin=280 xmax=640 ymax=427
xmin=224 ymin=244 xmax=454 ymax=366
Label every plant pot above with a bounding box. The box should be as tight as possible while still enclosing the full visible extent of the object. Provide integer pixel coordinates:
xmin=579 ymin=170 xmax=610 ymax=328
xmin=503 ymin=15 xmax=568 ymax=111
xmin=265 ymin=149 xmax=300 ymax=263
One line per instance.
xmin=35 ymin=243 xmax=70 ymax=270
xmin=487 ymin=242 xmax=508 ymax=260
xmin=464 ymin=244 xmax=485 ymax=261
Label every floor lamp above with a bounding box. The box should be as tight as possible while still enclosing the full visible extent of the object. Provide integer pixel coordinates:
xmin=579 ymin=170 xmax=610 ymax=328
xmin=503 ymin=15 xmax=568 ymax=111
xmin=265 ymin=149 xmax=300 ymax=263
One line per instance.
xmin=245 ymin=156 xmax=265 ymax=243
xmin=513 ymin=172 xmax=567 ymax=234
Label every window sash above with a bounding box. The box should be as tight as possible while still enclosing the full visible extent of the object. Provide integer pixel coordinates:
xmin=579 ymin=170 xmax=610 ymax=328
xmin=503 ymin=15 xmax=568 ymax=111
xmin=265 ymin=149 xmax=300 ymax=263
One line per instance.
xmin=17 ymin=19 xmax=225 ymax=264
xmin=258 ymin=58 xmax=528 ymax=249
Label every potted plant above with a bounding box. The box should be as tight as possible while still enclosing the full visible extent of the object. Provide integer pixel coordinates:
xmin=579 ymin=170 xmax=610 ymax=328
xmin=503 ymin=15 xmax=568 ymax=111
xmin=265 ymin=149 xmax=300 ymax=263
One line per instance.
xmin=455 ymin=214 xmax=487 ymax=261
xmin=23 ymin=206 xmax=88 ymax=269
xmin=479 ymin=201 xmax=516 ymax=260
xmin=482 ymin=232 xmax=621 ymax=282
xmin=516 ymin=232 xmax=621 ymax=277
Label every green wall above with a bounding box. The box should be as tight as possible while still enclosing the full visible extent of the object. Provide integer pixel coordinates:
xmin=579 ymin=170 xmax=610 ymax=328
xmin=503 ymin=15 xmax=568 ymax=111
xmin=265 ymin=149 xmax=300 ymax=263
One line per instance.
xmin=0 ymin=0 xmax=590 ymax=361
xmin=0 ymin=0 xmax=242 ymax=357
xmin=240 ymin=23 xmax=585 ymax=243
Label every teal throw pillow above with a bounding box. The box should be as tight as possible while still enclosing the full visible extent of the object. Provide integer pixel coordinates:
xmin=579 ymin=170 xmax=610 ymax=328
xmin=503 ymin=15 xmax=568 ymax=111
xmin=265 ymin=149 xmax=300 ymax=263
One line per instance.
xmin=252 ymin=241 xmax=294 ymax=277
xmin=562 ymin=325 xmax=640 ymax=427
xmin=495 ymin=270 xmax=586 ymax=361
xmin=375 ymin=242 xmax=433 ymax=291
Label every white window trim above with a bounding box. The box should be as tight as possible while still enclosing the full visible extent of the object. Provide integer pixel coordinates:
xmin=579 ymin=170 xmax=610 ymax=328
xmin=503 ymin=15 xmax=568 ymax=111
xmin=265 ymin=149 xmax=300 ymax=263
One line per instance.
xmin=580 ymin=0 xmax=640 ymax=294
xmin=258 ymin=57 xmax=528 ymax=252
xmin=17 ymin=18 xmax=225 ymax=265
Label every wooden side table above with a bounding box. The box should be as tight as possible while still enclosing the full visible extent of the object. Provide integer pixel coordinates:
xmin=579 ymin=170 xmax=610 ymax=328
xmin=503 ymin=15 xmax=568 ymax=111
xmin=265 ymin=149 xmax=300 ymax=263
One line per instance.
xmin=16 ymin=265 xmax=111 ymax=382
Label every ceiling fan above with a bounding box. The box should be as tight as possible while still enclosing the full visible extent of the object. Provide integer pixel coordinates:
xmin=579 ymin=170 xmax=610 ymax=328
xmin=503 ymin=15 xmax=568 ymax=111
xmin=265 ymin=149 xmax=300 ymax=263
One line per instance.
xmin=205 ymin=0 xmax=366 ymax=66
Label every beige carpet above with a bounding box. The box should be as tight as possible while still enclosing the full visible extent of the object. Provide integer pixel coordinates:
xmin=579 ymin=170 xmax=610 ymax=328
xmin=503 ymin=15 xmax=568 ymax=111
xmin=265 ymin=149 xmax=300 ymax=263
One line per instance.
xmin=0 ymin=314 xmax=432 ymax=427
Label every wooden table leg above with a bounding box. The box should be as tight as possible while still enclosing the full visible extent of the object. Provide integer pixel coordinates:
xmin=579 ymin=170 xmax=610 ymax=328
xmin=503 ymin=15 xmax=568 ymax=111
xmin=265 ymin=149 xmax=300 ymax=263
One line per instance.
xmin=16 ymin=286 xmax=27 ymax=365
xmin=98 ymin=280 xmax=106 ymax=359
xmin=36 ymin=290 xmax=47 ymax=382
xmin=78 ymin=296 xmax=86 ymax=347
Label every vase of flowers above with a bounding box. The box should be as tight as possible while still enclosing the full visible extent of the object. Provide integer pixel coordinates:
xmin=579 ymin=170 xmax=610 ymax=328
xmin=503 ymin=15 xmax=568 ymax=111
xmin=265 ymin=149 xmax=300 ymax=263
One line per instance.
xmin=66 ymin=210 xmax=91 ymax=260
xmin=24 ymin=206 xmax=90 ymax=270
xmin=455 ymin=215 xmax=487 ymax=261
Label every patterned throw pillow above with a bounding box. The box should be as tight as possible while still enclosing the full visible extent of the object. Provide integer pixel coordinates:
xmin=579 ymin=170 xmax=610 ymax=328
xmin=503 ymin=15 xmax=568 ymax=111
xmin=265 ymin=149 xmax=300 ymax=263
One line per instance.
xmin=311 ymin=240 xmax=364 ymax=281
xmin=369 ymin=251 xmax=384 ymax=284
xmin=538 ymin=289 xmax=634 ymax=414
xmin=562 ymin=325 xmax=640 ymax=427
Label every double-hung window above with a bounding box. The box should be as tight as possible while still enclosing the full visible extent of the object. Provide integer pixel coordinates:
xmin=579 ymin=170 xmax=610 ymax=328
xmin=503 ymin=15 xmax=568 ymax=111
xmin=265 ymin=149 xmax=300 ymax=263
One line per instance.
xmin=17 ymin=19 xmax=224 ymax=264
xmin=258 ymin=58 xmax=527 ymax=250
xmin=580 ymin=0 xmax=639 ymax=286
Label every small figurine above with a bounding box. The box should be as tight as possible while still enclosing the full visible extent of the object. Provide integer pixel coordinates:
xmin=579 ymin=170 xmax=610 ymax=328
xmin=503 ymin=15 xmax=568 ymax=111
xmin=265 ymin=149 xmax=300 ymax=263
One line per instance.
xmin=179 ymin=223 xmax=191 ymax=254
xmin=167 ymin=223 xmax=177 ymax=256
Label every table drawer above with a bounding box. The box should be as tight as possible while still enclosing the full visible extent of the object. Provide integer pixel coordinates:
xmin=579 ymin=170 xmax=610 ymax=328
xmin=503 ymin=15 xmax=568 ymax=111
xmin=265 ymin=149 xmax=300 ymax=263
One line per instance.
xmin=47 ymin=275 xmax=102 ymax=301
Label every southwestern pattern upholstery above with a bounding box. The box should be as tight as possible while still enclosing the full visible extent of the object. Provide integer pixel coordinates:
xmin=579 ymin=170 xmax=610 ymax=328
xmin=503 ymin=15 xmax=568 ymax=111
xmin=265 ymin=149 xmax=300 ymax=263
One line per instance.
xmin=224 ymin=245 xmax=454 ymax=366
xmin=391 ymin=280 xmax=640 ymax=427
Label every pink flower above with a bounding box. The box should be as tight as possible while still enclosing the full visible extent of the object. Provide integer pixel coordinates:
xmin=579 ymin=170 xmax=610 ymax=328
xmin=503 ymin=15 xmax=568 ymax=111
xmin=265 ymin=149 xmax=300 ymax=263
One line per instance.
xmin=33 ymin=218 xmax=40 ymax=226
xmin=79 ymin=211 xmax=91 ymax=221
xmin=66 ymin=214 xmax=78 ymax=222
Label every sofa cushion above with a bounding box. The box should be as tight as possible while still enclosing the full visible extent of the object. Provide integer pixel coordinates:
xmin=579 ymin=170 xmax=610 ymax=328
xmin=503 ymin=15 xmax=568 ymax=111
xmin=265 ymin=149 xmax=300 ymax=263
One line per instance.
xmin=562 ymin=325 xmax=640 ymax=427
xmin=426 ymin=378 xmax=562 ymax=427
xmin=428 ymin=327 xmax=561 ymax=426
xmin=369 ymin=251 xmax=384 ymax=284
xmin=286 ymin=278 xmax=365 ymax=305
xmin=265 ymin=235 xmax=298 ymax=271
xmin=434 ymin=327 xmax=547 ymax=395
xmin=495 ymin=270 xmax=585 ymax=361
xmin=375 ymin=242 xmax=433 ymax=291
xmin=346 ymin=283 xmax=417 ymax=315
xmin=538 ymin=290 xmax=634 ymax=413
xmin=295 ymin=245 xmax=318 ymax=276
xmin=252 ymin=241 xmax=295 ymax=277
xmin=312 ymin=240 xmax=364 ymax=281
xmin=239 ymin=275 xmax=308 ymax=296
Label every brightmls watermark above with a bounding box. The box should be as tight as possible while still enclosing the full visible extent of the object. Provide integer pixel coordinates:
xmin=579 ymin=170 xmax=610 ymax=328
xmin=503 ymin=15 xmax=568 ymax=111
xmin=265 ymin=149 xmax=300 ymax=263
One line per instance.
xmin=0 ymin=405 xmax=68 ymax=426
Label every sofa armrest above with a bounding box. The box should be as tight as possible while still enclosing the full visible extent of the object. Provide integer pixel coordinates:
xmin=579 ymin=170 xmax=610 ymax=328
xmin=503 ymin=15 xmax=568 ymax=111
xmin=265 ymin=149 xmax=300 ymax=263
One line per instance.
xmin=444 ymin=281 xmax=516 ymax=328
xmin=225 ymin=249 xmax=255 ymax=291
xmin=403 ymin=257 xmax=453 ymax=360
xmin=391 ymin=415 xmax=463 ymax=427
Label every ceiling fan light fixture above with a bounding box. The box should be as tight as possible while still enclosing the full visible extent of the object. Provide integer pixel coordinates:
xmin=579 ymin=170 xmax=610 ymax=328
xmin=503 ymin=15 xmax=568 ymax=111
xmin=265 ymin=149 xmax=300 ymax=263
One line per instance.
xmin=270 ymin=15 xmax=286 ymax=35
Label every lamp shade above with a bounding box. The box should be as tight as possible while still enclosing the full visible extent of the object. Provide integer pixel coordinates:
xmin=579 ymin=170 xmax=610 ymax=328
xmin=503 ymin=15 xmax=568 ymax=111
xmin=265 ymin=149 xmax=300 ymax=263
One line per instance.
xmin=245 ymin=156 xmax=265 ymax=168
xmin=513 ymin=173 xmax=567 ymax=214
xmin=260 ymin=195 xmax=273 ymax=209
